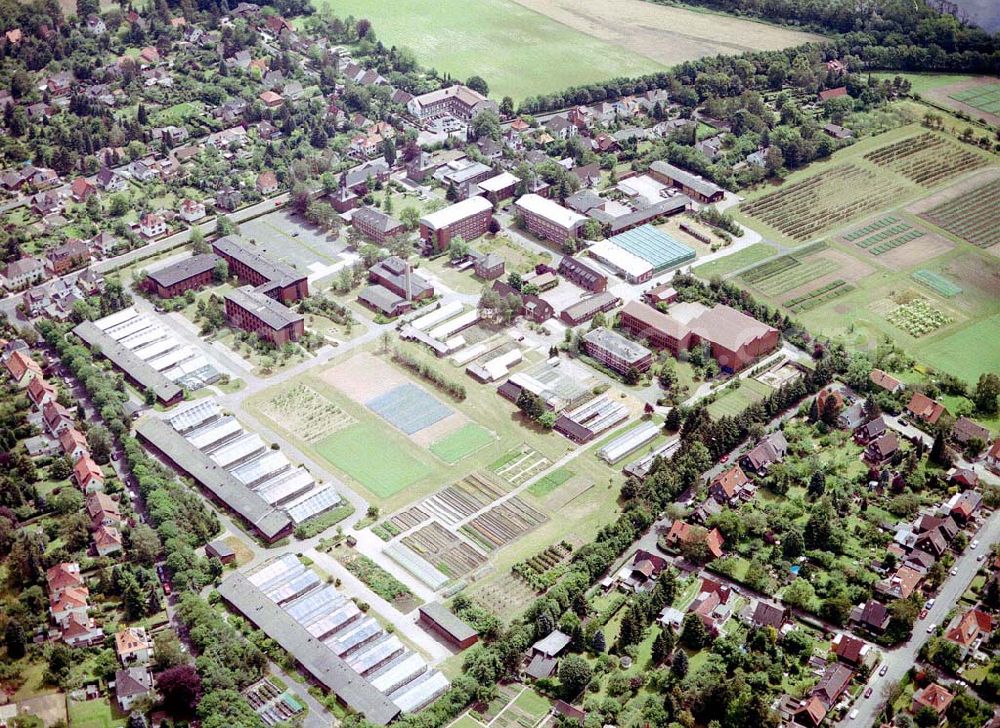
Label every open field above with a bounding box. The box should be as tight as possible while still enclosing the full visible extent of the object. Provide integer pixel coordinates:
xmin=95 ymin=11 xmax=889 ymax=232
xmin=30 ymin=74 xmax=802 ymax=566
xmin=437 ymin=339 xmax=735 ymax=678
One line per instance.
xmin=67 ymin=698 xmax=124 ymax=728
xmin=921 ymin=177 xmax=1000 ymax=250
xmin=920 ymin=314 xmax=1000 ymax=382
xmin=707 ymin=379 xmax=773 ymax=418
xmin=693 ymin=242 xmax=778 ymax=278
xmin=315 ymin=423 xmax=432 ymax=498
xmin=323 ymin=0 xmax=817 ymax=100
xmin=430 ymin=424 xmax=494 ymax=464
xmin=863 ymin=132 xmax=988 ymax=187
xmin=920 ymin=76 xmax=1000 ymax=127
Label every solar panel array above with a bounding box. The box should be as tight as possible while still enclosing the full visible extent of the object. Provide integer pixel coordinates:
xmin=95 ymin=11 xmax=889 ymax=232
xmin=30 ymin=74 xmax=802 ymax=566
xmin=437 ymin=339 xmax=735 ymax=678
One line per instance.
xmin=167 ymin=401 xmax=343 ymax=524
xmin=248 ymin=555 xmax=449 ymax=712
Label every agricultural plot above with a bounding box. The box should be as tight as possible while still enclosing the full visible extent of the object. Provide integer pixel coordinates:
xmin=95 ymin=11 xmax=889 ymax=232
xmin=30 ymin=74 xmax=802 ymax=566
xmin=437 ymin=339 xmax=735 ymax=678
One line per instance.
xmin=741 ymin=165 xmax=908 ymax=242
xmin=784 ymin=280 xmax=854 ymax=313
xmin=419 ymin=473 xmax=509 ymax=527
xmin=314 ymin=424 xmax=432 ymax=498
xmin=471 ymin=578 xmax=538 ymax=620
xmin=401 ymin=521 xmax=487 ymax=579
xmin=922 ymin=178 xmax=1000 ymax=249
xmin=390 ymin=506 xmax=430 ymax=533
xmin=921 ymin=314 xmax=1000 ymax=383
xmin=429 ymin=424 xmax=494 ymax=463
xmin=461 ymin=496 xmax=548 ymax=552
xmin=845 ymin=216 xmax=927 ymax=256
xmin=258 ymin=384 xmax=354 ymax=443
xmin=367 ymin=383 xmax=453 ymax=435
xmin=489 ymin=446 xmax=551 ymax=486
xmin=884 ymin=297 xmax=953 ymax=337
xmin=949 ymin=83 xmax=1000 ymax=115
xmin=912 ymin=269 xmax=963 ymax=297
xmin=863 ymin=132 xmax=988 ymax=187
xmin=512 ymin=542 xmax=572 ymax=590
xmin=744 ymin=257 xmax=838 ymax=296
xmin=526 ymin=468 xmax=573 ymax=498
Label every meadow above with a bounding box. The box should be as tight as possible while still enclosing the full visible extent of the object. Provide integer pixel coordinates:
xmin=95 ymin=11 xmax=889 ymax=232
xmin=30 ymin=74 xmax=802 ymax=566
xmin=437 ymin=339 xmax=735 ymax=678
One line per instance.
xmin=320 ymin=0 xmax=817 ymax=101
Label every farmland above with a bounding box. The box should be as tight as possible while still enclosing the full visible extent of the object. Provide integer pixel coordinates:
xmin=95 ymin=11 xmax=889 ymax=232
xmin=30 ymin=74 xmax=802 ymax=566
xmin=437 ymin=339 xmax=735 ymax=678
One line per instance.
xmin=921 ymin=178 xmax=1000 ymax=250
xmin=884 ymin=296 xmax=953 ymax=337
xmin=845 ymin=216 xmax=927 ymax=256
xmin=693 ymin=242 xmax=778 ymax=278
xmin=863 ymin=132 xmax=988 ymax=187
xmin=920 ymin=314 xmax=1000 ymax=382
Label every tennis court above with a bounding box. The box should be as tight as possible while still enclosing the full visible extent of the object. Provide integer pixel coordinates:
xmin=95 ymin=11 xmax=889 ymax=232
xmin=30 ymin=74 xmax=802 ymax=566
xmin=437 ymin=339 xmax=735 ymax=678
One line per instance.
xmin=367 ymin=383 xmax=453 ymax=435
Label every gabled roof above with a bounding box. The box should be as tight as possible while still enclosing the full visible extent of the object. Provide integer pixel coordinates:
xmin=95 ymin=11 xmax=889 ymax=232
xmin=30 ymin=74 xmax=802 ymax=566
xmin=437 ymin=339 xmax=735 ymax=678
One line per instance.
xmin=46 ymin=562 xmax=84 ymax=592
xmin=834 ymin=634 xmax=867 ymax=663
xmin=710 ymin=465 xmax=750 ymax=499
xmin=6 ymin=350 xmax=41 ymax=380
xmin=115 ymin=667 xmax=152 ymax=698
xmin=870 ymin=368 xmax=902 ymax=392
xmin=912 ymin=683 xmax=953 ymax=714
xmin=74 ymin=456 xmax=104 ymax=485
xmin=811 ymin=663 xmax=853 ymax=707
xmin=858 ymin=599 xmax=889 ymax=629
xmin=952 ymin=416 xmax=989 ymax=444
xmin=907 ymin=392 xmax=946 ymax=424
xmin=94 ymin=524 xmax=122 ymax=549
xmin=946 ymin=608 xmax=992 ymax=647
xmin=116 ymin=626 xmax=152 ymax=656
xmin=751 ymin=600 xmax=786 ymax=628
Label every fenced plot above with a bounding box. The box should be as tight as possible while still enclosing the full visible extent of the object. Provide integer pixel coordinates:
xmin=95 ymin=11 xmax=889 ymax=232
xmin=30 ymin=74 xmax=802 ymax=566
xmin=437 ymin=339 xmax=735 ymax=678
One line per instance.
xmin=367 ymin=383 xmax=453 ymax=435
xmin=402 ymin=521 xmax=487 ymax=578
xmin=489 ymin=446 xmax=551 ymax=486
xmin=741 ymin=165 xmax=908 ymax=242
xmin=922 ymin=179 xmax=1000 ymax=250
xmin=420 ymin=472 xmax=509 ymax=527
xmin=512 ymin=543 xmax=573 ymax=591
xmin=884 ymin=297 xmax=953 ymax=337
xmin=863 ymin=132 xmax=988 ymax=187
xmin=461 ymin=497 xmax=548 ymax=552
xmin=259 ymin=384 xmax=355 ymax=443
xmin=912 ymin=269 xmax=963 ymax=298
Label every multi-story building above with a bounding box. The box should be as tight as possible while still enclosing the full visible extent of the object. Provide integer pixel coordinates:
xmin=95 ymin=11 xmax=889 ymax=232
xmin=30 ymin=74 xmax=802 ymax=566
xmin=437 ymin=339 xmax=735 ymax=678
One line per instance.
xmin=515 ymin=194 xmax=587 ymax=245
xmin=407 ymin=84 xmax=498 ymax=121
xmin=145 ymin=254 xmax=218 ymax=298
xmin=368 ymin=257 xmax=434 ymax=301
xmin=212 ymin=236 xmax=309 ymax=303
xmin=3 ymin=257 xmax=46 ymax=291
xmin=649 ymin=161 xmax=725 ymax=204
xmin=45 ymin=239 xmax=91 ymax=276
xmin=583 ymin=327 xmax=653 ymax=374
xmin=223 ymin=286 xmax=305 ymax=346
xmin=419 ymin=197 xmax=493 ymax=253
xmin=619 ymin=300 xmax=692 ymax=354
xmin=352 ymin=206 xmax=404 ymax=244
xmin=558 ymin=256 xmax=607 ymax=292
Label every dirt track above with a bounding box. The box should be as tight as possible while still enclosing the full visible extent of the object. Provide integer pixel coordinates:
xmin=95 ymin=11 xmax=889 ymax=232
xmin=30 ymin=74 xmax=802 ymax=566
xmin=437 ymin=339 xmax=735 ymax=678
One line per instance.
xmin=510 ymin=0 xmax=823 ymax=66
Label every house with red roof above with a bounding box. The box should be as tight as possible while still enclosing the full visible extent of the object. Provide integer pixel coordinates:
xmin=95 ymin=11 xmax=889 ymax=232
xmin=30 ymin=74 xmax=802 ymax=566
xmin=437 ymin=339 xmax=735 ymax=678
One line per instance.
xmin=139 ymin=213 xmax=166 ymax=238
xmin=708 ymin=465 xmax=753 ymax=504
xmin=911 ymin=683 xmax=953 ymax=717
xmin=791 ymin=696 xmax=827 ymax=727
xmin=5 ymin=349 xmax=42 ymax=386
xmin=71 ymin=176 xmax=98 ymax=202
xmin=46 ymin=562 xmax=84 ymax=598
xmin=61 ymin=611 xmax=103 ymax=647
xmin=907 ymin=392 xmax=947 ymax=426
xmin=94 ymin=524 xmax=122 ymax=557
xmin=256 ymin=170 xmax=279 ymax=195
xmin=945 ymin=608 xmax=992 ymax=656
xmin=74 ymin=456 xmax=105 ymax=493
xmin=50 ymin=585 xmax=90 ymax=627
xmin=60 ymin=428 xmax=90 ymax=461
xmin=27 ymin=376 xmax=57 ymax=408
xmin=43 ymin=400 xmax=74 ymax=436
xmin=259 ymin=90 xmax=283 ymax=108
xmin=988 ymin=439 xmax=1000 ymax=473
xmin=832 ymin=633 xmax=874 ymax=668
xmin=664 ymin=521 xmax=725 ymax=559
xmin=876 ymin=565 xmax=922 ymax=600
xmin=116 ymin=626 xmax=154 ymax=665
xmin=818 ymin=87 xmax=848 ymax=102
xmin=139 ymin=46 xmax=160 ymax=64
xmin=86 ymin=492 xmax=121 ymax=527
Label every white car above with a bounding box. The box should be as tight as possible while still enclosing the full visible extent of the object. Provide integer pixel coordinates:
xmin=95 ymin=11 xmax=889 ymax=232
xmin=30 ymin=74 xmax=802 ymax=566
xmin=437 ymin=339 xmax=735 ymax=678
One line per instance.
xmin=927 ymin=623 xmax=937 ymax=633
xmin=951 ymin=567 xmax=959 ymax=576
xmin=925 ymin=598 xmax=935 ymax=609
xmin=849 ymin=709 xmax=859 ymax=720
xmin=971 ymin=540 xmax=979 ymax=549
xmin=879 ymin=664 xmax=889 ymax=677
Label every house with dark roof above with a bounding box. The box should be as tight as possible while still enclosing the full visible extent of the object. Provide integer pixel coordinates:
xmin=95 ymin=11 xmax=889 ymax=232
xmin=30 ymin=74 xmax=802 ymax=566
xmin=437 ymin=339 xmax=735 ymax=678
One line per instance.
xmin=114 ymin=667 xmax=153 ymax=711
xmin=750 ymin=600 xmax=789 ymax=630
xmin=865 ymin=432 xmax=899 ymax=464
xmin=708 ymin=465 xmax=753 ymax=504
xmin=855 ymin=416 xmax=887 ymax=445
xmin=851 ymin=599 xmax=890 ymax=634
xmin=952 ymin=416 xmax=990 ymax=446
xmin=810 ymin=663 xmax=853 ymax=708
xmin=741 ymin=432 xmax=788 ymax=474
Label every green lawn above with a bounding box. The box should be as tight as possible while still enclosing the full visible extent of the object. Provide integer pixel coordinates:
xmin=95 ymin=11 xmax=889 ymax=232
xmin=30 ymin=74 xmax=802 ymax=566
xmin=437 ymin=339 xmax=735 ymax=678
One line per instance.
xmin=694 ymin=243 xmax=779 ymax=279
xmin=870 ymin=72 xmax=983 ymax=97
xmin=526 ymin=468 xmax=573 ymax=497
xmin=67 ymin=699 xmax=125 ymax=728
xmin=707 ymin=379 xmax=772 ymax=419
xmin=315 ymin=424 xmax=432 ymax=497
xmin=448 ymin=714 xmax=487 ymax=728
xmin=511 ymin=688 xmax=551 ymax=719
xmin=919 ymin=313 xmax=1000 ymax=383
xmin=320 ymin=0 xmax=661 ymax=100
xmin=429 ymin=424 xmax=494 ymax=463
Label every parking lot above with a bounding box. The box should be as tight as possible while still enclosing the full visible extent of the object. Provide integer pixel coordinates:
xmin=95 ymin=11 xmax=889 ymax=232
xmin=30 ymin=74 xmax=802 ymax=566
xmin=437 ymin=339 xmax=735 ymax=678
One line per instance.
xmin=239 ymin=210 xmax=344 ymax=281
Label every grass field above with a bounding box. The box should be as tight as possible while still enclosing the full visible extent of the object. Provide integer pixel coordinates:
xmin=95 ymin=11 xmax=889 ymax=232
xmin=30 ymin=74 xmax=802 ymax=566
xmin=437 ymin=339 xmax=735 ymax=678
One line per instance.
xmin=707 ymin=379 xmax=773 ymax=418
xmin=315 ymin=423 xmax=432 ymax=498
xmin=429 ymin=424 xmax=494 ymax=463
xmin=919 ymin=314 xmax=1000 ymax=382
xmin=526 ymin=467 xmax=573 ymax=497
xmin=321 ymin=0 xmax=817 ymax=101
xmin=694 ymin=243 xmax=778 ymax=279
xmin=67 ymin=699 xmax=124 ymax=728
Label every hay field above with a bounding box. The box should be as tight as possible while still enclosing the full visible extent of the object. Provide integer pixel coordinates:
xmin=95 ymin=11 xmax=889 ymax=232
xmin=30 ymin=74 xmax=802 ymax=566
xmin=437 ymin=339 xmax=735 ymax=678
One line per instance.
xmin=321 ymin=0 xmax=819 ymax=101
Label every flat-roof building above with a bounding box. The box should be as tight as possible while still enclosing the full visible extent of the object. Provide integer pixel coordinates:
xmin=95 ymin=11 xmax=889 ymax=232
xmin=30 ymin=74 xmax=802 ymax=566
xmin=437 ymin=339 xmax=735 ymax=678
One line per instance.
xmin=583 ymin=327 xmax=653 ymax=375
xmin=515 ymin=194 xmax=587 ymax=245
xmin=419 ymin=197 xmax=493 ymax=253
xmin=590 ymin=225 xmax=695 ymax=283
xmin=417 ymin=603 xmax=478 ymax=650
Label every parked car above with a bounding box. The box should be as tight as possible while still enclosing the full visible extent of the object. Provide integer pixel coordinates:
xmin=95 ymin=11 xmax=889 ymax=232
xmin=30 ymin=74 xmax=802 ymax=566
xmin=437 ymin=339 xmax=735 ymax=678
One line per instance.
xmin=864 ymin=687 xmax=873 ymax=699
xmin=919 ymin=609 xmax=928 ymax=620
xmin=925 ymin=598 xmax=935 ymax=609
xmin=849 ymin=709 xmax=859 ymax=720
xmin=971 ymin=539 xmax=979 ymax=549
xmin=879 ymin=664 xmax=889 ymax=677
xmin=951 ymin=567 xmax=959 ymax=576
xmin=719 ymin=454 xmax=729 ymax=463
xmin=927 ymin=623 xmax=937 ymax=633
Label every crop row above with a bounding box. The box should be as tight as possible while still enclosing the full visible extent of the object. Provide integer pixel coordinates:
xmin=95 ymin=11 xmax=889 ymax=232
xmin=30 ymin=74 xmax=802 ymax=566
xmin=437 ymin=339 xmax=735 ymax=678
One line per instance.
xmin=785 ymin=280 xmax=853 ymax=313
xmin=869 ymin=229 xmax=926 ymax=255
xmin=885 ymin=299 xmax=952 ymax=337
xmin=854 ymin=223 xmax=914 ymax=248
xmin=843 ymin=216 xmax=900 ymax=242
xmin=923 ymin=181 xmax=1000 ymax=249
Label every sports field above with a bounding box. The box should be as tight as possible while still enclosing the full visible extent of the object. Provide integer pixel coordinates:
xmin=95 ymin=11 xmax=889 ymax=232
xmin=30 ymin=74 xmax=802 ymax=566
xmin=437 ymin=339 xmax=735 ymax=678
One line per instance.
xmin=323 ymin=0 xmax=818 ymax=101
xmin=315 ymin=423 xmax=432 ymax=498
xmin=429 ymin=424 xmax=494 ymax=464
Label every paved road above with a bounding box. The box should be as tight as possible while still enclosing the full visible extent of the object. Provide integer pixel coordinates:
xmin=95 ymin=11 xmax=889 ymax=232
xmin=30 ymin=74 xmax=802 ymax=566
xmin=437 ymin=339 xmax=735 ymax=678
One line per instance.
xmin=844 ymin=508 xmax=1000 ymax=727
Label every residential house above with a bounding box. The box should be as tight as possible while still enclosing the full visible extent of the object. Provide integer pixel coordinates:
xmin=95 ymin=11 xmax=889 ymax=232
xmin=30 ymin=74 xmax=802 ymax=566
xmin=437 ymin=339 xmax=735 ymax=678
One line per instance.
xmin=707 ymin=465 xmax=753 ymax=504
xmin=945 ymin=608 xmax=992 ymax=657
xmin=216 ymin=187 xmax=242 ymax=211
xmin=46 ymin=239 xmax=91 ymax=276
xmin=70 ymin=177 xmax=98 ymax=202
xmin=43 ymin=400 xmax=74 ymax=436
xmin=952 ymin=416 xmax=990 ymax=447
xmin=851 ymin=599 xmax=890 ymax=634
xmin=27 ymin=377 xmax=57 ymax=409
xmin=46 ymin=562 xmax=84 ymax=600
xmin=688 ymin=577 xmax=733 ymax=634
xmin=750 ymin=600 xmax=789 ymax=630
xmin=62 ymin=611 xmax=103 ymax=647
xmin=6 ymin=350 xmax=42 ymax=386
xmin=740 ymin=432 xmax=789 ymax=474
xmin=90 ymin=231 xmax=119 ymax=257
xmin=139 ymin=213 xmax=166 ymax=238
xmin=911 ymin=683 xmax=953 ymax=718
xmin=988 ymin=440 xmax=1000 ymax=473
xmin=865 ymin=432 xmax=899 ymax=464
xmin=95 ymin=167 xmax=126 ymax=192
xmin=869 ymin=369 xmax=903 ymax=394
xmin=855 ymin=416 xmax=887 ymax=445
xmin=74 ymin=456 xmax=105 ymax=493
xmin=256 ymin=171 xmax=279 ymax=195
xmin=86 ymin=492 xmax=120 ymax=527
xmin=179 ymin=198 xmax=206 ymax=222
xmin=618 ymin=549 xmax=669 ymax=593
xmin=525 ymin=630 xmax=571 ymax=680
xmin=50 ymin=584 xmax=90 ymax=627
xmin=664 ymin=521 xmax=725 ymax=559
xmin=810 ymin=663 xmax=853 ymax=709
xmin=877 ymin=565 xmax=922 ymax=599
xmin=94 ymin=524 xmax=122 ymax=556
xmin=832 ymin=634 xmax=874 ymax=668
xmin=907 ymin=392 xmax=947 ymax=426
xmin=116 ymin=626 xmax=154 ymax=666
xmin=791 ymin=696 xmax=828 ymax=727
xmin=114 ymin=668 xmax=153 ymax=712
xmin=947 ymin=489 xmax=982 ymax=522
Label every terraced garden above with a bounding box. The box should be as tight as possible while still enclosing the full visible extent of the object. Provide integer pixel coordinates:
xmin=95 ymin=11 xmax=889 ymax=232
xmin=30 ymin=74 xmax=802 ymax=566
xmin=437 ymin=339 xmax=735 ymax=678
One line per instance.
xmin=863 ymin=132 xmax=988 ymax=187
xmin=741 ymin=164 xmax=907 ymax=242
xmin=844 ymin=216 xmax=927 ymax=256
xmin=922 ymin=179 xmax=1000 ymax=249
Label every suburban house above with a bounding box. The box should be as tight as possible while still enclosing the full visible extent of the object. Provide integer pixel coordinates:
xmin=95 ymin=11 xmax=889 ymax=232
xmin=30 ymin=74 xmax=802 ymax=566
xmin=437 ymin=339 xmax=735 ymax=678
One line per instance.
xmin=855 ymin=416 xmax=887 ymax=445
xmin=809 ymin=663 xmax=853 ymax=711
xmin=524 ymin=630 xmax=571 ymax=680
xmin=850 ymin=599 xmax=891 ymax=634
xmin=86 ymin=492 xmax=120 ymax=527
xmin=952 ymin=416 xmax=990 ymax=446
xmin=256 ymin=170 xmax=279 ymax=195
xmin=74 ymin=455 xmax=105 ymax=493
xmin=94 ymin=524 xmax=123 ymax=556
xmin=139 ymin=213 xmax=166 ymax=238
xmin=687 ymin=577 xmax=733 ymax=634
xmin=832 ymin=634 xmax=874 ymax=668
xmin=27 ymin=377 xmax=57 ymax=408
xmin=60 ymin=428 xmax=90 ymax=461
xmin=865 ymin=432 xmax=899 ymax=464
xmin=906 ymin=392 xmax=947 ymax=426
xmin=116 ymin=626 xmax=154 ymax=665
xmin=708 ymin=465 xmax=754 ymax=504
xmin=750 ymin=600 xmax=789 ymax=630
xmin=740 ymin=432 xmax=789 ymax=474
xmin=663 ymin=521 xmax=724 ymax=559
xmin=869 ymin=368 xmax=904 ymax=393
xmin=3 ymin=257 xmax=47 ymax=291
xmin=114 ymin=667 xmax=153 ymax=711
xmin=6 ymin=350 xmax=42 ymax=386
xmin=179 ymin=198 xmax=206 ymax=222
xmin=613 ymin=549 xmax=669 ymax=593
xmin=43 ymin=400 xmax=74 ymax=436
xmin=945 ymin=608 xmax=992 ymax=657
xmin=911 ymin=683 xmax=953 ymax=718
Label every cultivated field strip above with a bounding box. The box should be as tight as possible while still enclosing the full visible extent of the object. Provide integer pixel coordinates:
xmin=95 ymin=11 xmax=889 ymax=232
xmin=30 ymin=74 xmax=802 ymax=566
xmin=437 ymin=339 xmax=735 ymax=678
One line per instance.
xmin=846 ymin=216 xmax=927 ymax=256
xmin=922 ymin=179 xmax=1000 ymax=250
xmin=864 ymin=133 xmax=988 ymax=187
xmin=419 ymin=473 xmax=508 ymax=527
xmin=391 ymin=506 xmax=430 ymax=533
xmin=401 ymin=521 xmax=487 ymax=578
xmin=461 ymin=497 xmax=548 ymax=551
xmin=741 ymin=165 xmax=907 ymax=242
xmin=490 ymin=446 xmax=551 ymax=486
xmin=259 ymin=384 xmax=355 ymax=443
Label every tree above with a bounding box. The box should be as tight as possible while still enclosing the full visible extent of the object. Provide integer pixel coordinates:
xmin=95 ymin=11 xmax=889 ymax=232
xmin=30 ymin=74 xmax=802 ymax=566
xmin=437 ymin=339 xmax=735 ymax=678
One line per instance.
xmin=974 ymin=373 xmax=1000 ymax=415
xmin=782 ymin=578 xmax=817 ymax=610
xmin=624 ymin=367 xmax=641 ymax=386
xmin=129 ymin=524 xmax=161 ymax=566
xmin=445 ymin=180 xmax=458 ymax=202
xmin=651 ymin=628 xmax=675 ymax=665
xmin=157 ymin=665 xmax=202 ymax=718
xmin=153 ymin=632 xmax=189 ymax=672
xmin=190 ymin=226 xmax=209 ymax=254
xmin=929 ymin=431 xmax=952 ymax=467
xmin=381 ymin=137 xmax=396 ymax=166
xmin=670 ymin=648 xmax=688 ymax=679
xmin=465 ymin=75 xmax=489 ymax=97
xmin=557 ymin=654 xmax=592 ymax=698
xmin=448 ymin=236 xmax=470 ymax=262
xmin=46 ymin=643 xmax=74 ymax=685
xmin=820 ymin=394 xmax=841 ymax=426
xmin=591 ymin=629 xmax=606 ymax=654
xmin=87 ymin=426 xmax=112 ymax=464
xmin=470 ymin=110 xmax=501 ymax=142
xmin=807 ymin=471 xmax=826 ymax=498
xmin=783 ymin=528 xmax=804 ymax=558
xmin=212 ymin=259 xmax=229 ymax=283
xmin=400 ymin=207 xmax=420 ymax=231
xmin=5 ymin=619 xmax=26 ymax=659
xmin=680 ymin=613 xmax=710 ymax=649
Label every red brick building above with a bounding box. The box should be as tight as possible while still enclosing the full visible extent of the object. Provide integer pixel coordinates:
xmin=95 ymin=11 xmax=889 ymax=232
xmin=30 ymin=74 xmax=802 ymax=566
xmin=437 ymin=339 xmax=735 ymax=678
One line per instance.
xmin=419 ymin=197 xmax=493 ymax=253
xmin=619 ymin=300 xmax=692 ymax=354
xmin=145 ymin=254 xmax=217 ymax=298
xmin=352 ymin=206 xmax=404 ymax=244
xmin=46 ymin=239 xmax=91 ymax=276
xmin=212 ymin=236 xmax=308 ymax=303
xmin=223 ymin=286 xmax=305 ymax=346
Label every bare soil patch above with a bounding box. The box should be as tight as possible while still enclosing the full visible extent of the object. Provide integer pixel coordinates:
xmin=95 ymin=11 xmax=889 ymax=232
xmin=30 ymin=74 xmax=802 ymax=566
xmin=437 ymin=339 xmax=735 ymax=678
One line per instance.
xmin=509 ymin=0 xmax=822 ymax=67
xmin=320 ymin=352 xmax=408 ymax=403
xmin=411 ymin=412 xmax=468 ymax=448
xmin=779 ymin=249 xmax=874 ymax=301
xmin=922 ymin=76 xmax=1000 ymax=127
xmin=875 ymin=230 xmax=955 ymax=271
